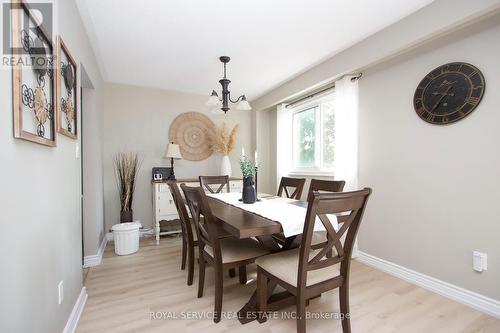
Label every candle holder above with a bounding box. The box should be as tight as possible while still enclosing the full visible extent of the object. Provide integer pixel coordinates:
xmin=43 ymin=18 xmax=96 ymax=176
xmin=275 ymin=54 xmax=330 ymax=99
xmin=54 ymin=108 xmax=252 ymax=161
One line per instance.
xmin=255 ymin=165 xmax=261 ymax=202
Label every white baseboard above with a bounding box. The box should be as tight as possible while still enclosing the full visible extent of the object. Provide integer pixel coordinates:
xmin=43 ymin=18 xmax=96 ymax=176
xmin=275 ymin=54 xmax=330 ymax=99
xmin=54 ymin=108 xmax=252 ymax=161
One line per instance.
xmin=356 ymin=251 xmax=500 ymax=319
xmin=63 ymin=287 xmax=87 ymax=333
xmin=83 ymin=236 xmax=107 ymax=268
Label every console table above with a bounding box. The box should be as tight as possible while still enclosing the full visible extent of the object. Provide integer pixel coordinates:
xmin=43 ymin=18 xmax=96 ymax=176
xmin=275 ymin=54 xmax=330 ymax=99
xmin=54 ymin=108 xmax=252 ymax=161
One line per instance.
xmin=151 ymin=177 xmax=243 ymax=245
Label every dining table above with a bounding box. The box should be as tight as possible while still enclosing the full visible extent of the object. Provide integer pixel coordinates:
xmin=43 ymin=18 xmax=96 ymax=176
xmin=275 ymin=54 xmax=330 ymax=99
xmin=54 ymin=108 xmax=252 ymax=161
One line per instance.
xmin=205 ymin=192 xmax=348 ymax=324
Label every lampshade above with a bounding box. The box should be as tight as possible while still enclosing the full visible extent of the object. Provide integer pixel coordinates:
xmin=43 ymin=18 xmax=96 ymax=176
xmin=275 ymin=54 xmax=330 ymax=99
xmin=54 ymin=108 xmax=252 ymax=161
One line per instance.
xmin=236 ymin=95 xmax=252 ymax=111
xmin=206 ymin=90 xmax=222 ymax=107
xmin=164 ymin=143 xmax=182 ymax=159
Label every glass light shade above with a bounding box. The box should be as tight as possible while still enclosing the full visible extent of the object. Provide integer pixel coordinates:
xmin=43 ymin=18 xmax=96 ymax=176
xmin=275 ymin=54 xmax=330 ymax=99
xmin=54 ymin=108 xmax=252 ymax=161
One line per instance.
xmin=164 ymin=143 xmax=182 ymax=159
xmin=236 ymin=96 xmax=252 ymax=111
xmin=206 ymin=90 xmax=222 ymax=107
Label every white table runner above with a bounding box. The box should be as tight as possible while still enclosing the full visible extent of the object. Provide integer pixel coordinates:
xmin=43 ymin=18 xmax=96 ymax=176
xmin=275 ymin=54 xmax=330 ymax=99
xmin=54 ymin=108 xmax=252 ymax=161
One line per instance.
xmin=207 ymin=192 xmax=338 ymax=237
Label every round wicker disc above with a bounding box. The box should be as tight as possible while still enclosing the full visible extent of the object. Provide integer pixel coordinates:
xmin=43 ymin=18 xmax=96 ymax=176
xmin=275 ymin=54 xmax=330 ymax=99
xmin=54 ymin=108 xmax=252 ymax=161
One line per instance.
xmin=34 ymin=86 xmax=48 ymax=125
xmin=169 ymin=112 xmax=215 ymax=161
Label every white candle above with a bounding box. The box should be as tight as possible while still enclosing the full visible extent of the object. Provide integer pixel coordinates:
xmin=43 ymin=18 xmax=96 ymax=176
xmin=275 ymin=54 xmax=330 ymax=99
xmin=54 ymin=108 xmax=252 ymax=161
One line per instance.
xmin=241 ymin=146 xmax=245 ymax=157
xmin=255 ymin=150 xmax=258 ymax=167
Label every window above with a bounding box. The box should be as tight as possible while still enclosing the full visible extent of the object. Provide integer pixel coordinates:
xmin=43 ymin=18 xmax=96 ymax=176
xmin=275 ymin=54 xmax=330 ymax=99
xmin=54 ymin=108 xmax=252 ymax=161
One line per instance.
xmin=292 ymin=94 xmax=335 ymax=172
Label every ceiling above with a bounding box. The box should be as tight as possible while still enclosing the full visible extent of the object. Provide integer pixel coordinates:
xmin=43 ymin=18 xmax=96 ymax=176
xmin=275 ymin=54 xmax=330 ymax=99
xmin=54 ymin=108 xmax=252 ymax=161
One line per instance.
xmin=76 ymin=0 xmax=434 ymax=100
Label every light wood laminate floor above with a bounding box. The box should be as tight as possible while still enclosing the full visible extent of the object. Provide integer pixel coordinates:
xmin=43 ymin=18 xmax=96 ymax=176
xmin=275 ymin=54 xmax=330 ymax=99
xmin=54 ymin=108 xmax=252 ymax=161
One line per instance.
xmin=77 ymin=238 xmax=500 ymax=333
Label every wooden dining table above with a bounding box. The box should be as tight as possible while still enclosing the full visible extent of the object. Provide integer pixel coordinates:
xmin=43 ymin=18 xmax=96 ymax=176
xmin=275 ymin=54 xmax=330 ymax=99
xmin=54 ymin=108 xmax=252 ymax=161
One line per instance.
xmin=205 ymin=194 xmax=349 ymax=324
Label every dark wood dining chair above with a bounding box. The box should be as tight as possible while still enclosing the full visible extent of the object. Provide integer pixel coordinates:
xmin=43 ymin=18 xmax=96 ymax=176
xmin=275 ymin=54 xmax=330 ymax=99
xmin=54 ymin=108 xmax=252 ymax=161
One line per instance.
xmin=307 ymin=179 xmax=346 ymax=202
xmin=181 ymin=184 xmax=269 ymax=323
xmin=256 ymin=188 xmax=372 ymax=333
xmin=199 ymin=175 xmax=230 ymax=193
xmin=167 ymin=182 xmax=198 ymax=286
xmin=168 ymin=182 xmax=233 ymax=286
xmin=277 ymin=176 xmax=306 ymax=199
xmin=307 ymin=179 xmax=346 ymax=250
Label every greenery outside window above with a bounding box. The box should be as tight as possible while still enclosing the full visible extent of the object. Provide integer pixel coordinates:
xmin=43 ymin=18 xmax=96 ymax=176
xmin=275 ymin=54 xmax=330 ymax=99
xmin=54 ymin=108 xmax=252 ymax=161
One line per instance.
xmin=291 ymin=93 xmax=335 ymax=173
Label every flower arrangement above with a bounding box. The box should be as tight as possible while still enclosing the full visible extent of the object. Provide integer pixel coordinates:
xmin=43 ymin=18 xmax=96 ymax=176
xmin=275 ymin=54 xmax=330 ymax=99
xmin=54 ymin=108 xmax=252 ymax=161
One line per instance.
xmin=239 ymin=156 xmax=255 ymax=178
xmin=208 ymin=122 xmax=240 ymax=155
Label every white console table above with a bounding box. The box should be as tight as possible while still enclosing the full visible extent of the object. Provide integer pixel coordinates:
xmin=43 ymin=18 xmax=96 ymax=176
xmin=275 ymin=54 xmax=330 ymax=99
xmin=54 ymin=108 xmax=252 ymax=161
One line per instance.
xmin=152 ymin=178 xmax=242 ymax=245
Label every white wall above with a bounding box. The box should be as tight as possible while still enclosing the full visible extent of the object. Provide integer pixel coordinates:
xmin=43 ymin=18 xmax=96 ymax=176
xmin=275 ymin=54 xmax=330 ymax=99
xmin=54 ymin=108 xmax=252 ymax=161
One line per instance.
xmin=0 ymin=1 xmax=104 ymax=332
xmin=102 ymin=83 xmax=253 ymax=231
xmin=357 ymin=14 xmax=500 ymax=300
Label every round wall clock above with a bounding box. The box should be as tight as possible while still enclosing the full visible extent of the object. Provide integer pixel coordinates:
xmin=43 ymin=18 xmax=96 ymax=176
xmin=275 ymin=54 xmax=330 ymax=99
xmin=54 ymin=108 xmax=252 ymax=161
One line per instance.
xmin=413 ymin=62 xmax=485 ymax=125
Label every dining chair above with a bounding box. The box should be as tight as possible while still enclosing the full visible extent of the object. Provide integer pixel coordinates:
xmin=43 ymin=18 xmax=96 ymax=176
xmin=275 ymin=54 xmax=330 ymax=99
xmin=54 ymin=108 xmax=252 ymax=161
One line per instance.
xmin=199 ymin=175 xmax=230 ymax=193
xmin=277 ymin=177 xmax=306 ymax=200
xmin=181 ymin=184 xmax=269 ymax=323
xmin=307 ymin=179 xmax=346 ymax=250
xmin=168 ymin=182 xmax=234 ymax=285
xmin=306 ymin=179 xmax=346 ymax=202
xmin=256 ymin=188 xmax=372 ymax=333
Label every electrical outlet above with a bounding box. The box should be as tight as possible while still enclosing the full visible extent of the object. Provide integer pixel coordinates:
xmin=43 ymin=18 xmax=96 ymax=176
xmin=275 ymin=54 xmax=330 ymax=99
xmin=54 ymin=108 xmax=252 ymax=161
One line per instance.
xmin=473 ymin=251 xmax=487 ymax=272
xmin=58 ymin=280 xmax=64 ymax=305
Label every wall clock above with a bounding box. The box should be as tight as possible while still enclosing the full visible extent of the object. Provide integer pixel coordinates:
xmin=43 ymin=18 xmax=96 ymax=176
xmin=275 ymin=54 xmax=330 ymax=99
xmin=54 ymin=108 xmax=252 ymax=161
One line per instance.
xmin=413 ymin=62 xmax=485 ymax=125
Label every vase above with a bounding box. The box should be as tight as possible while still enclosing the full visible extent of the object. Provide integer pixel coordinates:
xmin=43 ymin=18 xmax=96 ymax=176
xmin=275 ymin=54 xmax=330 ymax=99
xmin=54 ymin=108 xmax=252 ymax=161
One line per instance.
xmin=220 ymin=155 xmax=232 ymax=177
xmin=120 ymin=210 xmax=133 ymax=223
xmin=242 ymin=176 xmax=256 ymax=204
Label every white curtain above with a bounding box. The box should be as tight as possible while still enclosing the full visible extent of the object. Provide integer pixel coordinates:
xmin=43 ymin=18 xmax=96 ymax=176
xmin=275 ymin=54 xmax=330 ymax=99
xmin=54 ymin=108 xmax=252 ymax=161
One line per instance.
xmin=334 ymin=76 xmax=359 ymax=191
xmin=276 ymin=103 xmax=292 ymax=190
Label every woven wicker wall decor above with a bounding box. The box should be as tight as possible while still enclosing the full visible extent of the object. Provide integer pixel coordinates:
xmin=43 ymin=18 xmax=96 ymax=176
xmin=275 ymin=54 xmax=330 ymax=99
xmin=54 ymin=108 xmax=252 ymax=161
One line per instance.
xmin=168 ymin=112 xmax=215 ymax=161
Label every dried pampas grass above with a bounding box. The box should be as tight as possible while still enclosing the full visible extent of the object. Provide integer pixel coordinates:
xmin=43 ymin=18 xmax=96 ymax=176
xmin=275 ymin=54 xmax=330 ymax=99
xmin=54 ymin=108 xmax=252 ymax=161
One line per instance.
xmin=208 ymin=122 xmax=240 ymax=155
xmin=114 ymin=152 xmax=141 ymax=212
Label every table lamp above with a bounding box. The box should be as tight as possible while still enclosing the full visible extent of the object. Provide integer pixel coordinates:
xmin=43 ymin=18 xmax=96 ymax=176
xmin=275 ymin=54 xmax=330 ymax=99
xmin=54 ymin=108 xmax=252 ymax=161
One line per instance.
xmin=163 ymin=142 xmax=182 ymax=179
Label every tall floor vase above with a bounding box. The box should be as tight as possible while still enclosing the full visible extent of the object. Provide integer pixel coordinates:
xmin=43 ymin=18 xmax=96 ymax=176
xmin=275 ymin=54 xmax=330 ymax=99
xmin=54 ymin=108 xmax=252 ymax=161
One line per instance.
xmin=220 ymin=155 xmax=231 ymax=177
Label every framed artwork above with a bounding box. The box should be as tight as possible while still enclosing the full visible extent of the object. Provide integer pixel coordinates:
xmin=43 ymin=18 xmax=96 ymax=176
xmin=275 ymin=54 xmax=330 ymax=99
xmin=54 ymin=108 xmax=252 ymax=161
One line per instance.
xmin=12 ymin=0 xmax=56 ymax=146
xmin=56 ymin=36 xmax=78 ymax=139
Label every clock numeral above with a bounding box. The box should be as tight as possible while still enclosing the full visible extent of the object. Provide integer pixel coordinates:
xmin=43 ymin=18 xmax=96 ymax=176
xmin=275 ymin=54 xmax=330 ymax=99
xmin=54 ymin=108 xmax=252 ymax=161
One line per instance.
xmin=467 ymin=97 xmax=480 ymax=105
xmin=468 ymin=70 xmax=478 ymax=78
xmin=472 ymin=85 xmax=484 ymax=90
xmin=442 ymin=116 xmax=450 ymax=124
xmin=426 ymin=114 xmax=435 ymax=122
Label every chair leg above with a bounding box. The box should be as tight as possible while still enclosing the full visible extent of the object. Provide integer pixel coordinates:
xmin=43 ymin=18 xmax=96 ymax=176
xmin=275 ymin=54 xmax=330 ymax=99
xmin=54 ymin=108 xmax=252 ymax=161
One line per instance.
xmin=214 ymin=266 xmax=224 ymax=323
xmin=181 ymin=240 xmax=187 ymax=270
xmin=197 ymin=256 xmax=206 ymax=298
xmin=296 ymin=292 xmax=307 ymax=333
xmin=238 ymin=265 xmax=247 ymax=285
xmin=339 ymin=284 xmax=351 ymax=333
xmin=229 ymin=267 xmax=236 ymax=277
xmin=257 ymin=267 xmax=268 ymax=323
xmin=187 ymin=244 xmax=195 ymax=286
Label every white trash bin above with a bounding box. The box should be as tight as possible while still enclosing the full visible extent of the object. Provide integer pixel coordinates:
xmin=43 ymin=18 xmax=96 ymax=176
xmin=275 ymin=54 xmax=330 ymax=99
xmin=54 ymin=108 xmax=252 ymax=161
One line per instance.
xmin=112 ymin=222 xmax=141 ymax=255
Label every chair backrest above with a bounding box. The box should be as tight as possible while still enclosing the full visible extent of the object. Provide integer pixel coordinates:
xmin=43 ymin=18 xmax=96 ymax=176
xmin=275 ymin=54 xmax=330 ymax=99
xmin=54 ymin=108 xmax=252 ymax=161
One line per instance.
xmin=180 ymin=184 xmax=222 ymax=263
xmin=306 ymin=179 xmax=346 ymax=202
xmin=277 ymin=177 xmax=306 ymax=199
xmin=298 ymin=188 xmax=372 ymax=288
xmin=167 ymin=182 xmax=194 ymax=245
xmin=199 ymin=175 xmax=230 ymax=194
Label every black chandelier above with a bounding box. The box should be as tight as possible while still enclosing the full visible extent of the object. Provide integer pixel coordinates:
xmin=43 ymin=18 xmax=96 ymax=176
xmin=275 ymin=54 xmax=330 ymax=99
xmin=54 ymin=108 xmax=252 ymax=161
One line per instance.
xmin=206 ymin=56 xmax=252 ymax=113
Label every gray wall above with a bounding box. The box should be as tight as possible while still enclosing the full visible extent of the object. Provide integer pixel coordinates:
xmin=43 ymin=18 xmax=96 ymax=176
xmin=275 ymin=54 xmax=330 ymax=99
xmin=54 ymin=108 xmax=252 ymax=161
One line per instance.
xmin=0 ymin=1 xmax=104 ymax=332
xmin=357 ymin=15 xmax=500 ymax=300
xmin=253 ymin=1 xmax=500 ymax=302
xmin=102 ymin=82 xmax=253 ymax=232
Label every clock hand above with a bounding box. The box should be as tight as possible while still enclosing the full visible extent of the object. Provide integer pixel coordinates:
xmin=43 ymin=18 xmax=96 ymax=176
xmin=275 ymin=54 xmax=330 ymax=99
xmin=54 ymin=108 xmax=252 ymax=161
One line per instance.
xmin=431 ymin=86 xmax=453 ymax=112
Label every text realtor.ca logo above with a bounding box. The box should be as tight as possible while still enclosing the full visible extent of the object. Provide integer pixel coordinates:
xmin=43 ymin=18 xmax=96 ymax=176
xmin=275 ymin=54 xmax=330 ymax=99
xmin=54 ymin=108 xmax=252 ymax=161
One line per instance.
xmin=1 ymin=1 xmax=54 ymax=69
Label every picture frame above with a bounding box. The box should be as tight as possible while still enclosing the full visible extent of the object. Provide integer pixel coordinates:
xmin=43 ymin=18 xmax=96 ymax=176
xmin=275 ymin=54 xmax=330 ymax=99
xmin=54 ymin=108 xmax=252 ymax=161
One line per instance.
xmin=12 ymin=0 xmax=56 ymax=147
xmin=56 ymin=36 xmax=78 ymax=139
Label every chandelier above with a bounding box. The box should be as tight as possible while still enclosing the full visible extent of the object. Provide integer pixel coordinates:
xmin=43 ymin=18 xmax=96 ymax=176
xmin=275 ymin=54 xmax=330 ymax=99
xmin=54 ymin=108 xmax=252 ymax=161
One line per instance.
xmin=206 ymin=56 xmax=252 ymax=114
